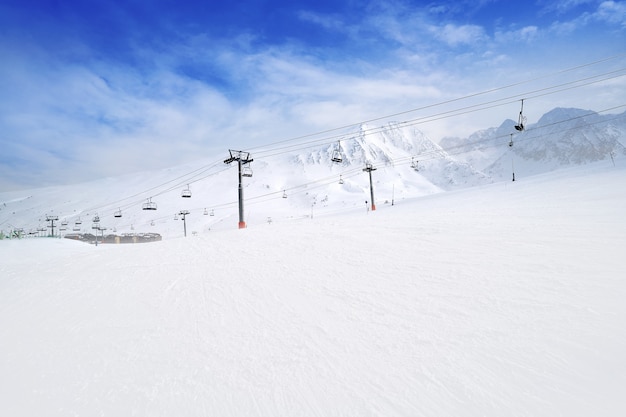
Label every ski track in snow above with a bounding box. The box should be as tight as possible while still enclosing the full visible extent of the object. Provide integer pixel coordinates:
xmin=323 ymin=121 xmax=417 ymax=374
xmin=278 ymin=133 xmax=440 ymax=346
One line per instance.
xmin=1 ymin=161 xmax=626 ymax=416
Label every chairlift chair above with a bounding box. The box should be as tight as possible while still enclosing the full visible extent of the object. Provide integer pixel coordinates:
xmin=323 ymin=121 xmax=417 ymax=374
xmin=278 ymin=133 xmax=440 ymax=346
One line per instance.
xmin=411 ymin=157 xmax=419 ymax=171
xmin=203 ymin=208 xmax=208 ymax=215
xmin=331 ymin=141 xmax=343 ymax=163
xmin=210 ymin=209 xmax=215 ymax=217
xmin=242 ymin=164 xmax=253 ymax=177
xmin=114 ymin=209 xmax=122 ymax=218
xmin=509 ymin=134 xmax=514 ymax=147
xmin=339 ymin=175 xmax=344 ymax=185
xmin=93 ymin=214 xmax=100 ymax=223
xmin=283 ymin=190 xmax=287 ymax=199
xmin=143 ymin=198 xmax=157 ymax=210
xmin=181 ymin=185 xmax=192 ymax=198
xmin=515 ymin=99 xmax=526 ymax=131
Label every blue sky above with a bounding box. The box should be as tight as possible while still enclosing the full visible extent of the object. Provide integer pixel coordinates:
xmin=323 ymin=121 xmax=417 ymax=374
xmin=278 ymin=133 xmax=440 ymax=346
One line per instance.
xmin=1 ymin=0 xmax=625 ymax=190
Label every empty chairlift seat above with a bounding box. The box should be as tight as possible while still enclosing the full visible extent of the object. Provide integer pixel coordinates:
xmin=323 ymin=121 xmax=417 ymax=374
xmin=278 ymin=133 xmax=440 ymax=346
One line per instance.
xmin=143 ymin=198 xmax=157 ymax=211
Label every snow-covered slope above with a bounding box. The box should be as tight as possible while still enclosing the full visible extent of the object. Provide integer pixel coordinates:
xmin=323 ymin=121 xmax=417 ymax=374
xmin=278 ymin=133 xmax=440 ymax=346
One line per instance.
xmin=0 ymin=122 xmax=490 ymax=239
xmin=1 ymin=159 xmax=625 ymax=416
xmin=1 ymin=107 xmax=624 ymax=240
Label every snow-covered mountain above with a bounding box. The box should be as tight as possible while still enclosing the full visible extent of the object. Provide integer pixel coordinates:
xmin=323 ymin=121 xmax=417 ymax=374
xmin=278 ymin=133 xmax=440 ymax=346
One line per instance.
xmin=0 ymin=122 xmax=490 ymax=239
xmin=442 ymin=108 xmax=626 ymax=180
xmin=1 ymin=108 xmax=624 ymax=239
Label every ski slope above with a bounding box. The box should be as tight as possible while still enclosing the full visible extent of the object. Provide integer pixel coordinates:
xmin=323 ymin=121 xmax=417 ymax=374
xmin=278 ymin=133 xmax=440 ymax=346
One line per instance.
xmin=1 ymin=160 xmax=625 ymax=416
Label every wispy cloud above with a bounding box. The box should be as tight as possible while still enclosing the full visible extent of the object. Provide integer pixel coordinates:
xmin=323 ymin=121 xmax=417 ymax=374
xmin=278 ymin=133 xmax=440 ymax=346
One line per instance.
xmin=1 ymin=0 xmax=624 ymax=190
xmin=429 ymin=23 xmax=488 ymax=46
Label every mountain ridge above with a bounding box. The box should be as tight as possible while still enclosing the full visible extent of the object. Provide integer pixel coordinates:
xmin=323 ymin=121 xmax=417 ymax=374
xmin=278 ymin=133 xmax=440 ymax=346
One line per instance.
xmin=1 ymin=107 xmax=624 ymax=238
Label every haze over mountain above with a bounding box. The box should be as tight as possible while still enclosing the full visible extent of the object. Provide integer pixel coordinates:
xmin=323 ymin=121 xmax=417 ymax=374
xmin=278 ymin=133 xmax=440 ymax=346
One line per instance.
xmin=1 ymin=107 xmax=624 ymax=239
xmin=441 ymin=107 xmax=626 ymax=180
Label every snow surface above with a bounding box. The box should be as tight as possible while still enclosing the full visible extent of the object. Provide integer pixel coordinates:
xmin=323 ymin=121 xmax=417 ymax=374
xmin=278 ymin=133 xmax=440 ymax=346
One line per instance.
xmin=1 ymin=159 xmax=625 ymax=416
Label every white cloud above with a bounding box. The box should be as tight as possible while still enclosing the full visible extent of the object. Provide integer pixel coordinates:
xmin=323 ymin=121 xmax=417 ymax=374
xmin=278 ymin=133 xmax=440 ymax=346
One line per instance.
xmin=1 ymin=0 xmax=624 ymax=190
xmin=539 ymin=0 xmax=596 ymax=14
xmin=549 ymin=0 xmax=626 ymax=33
xmin=430 ymin=23 xmax=487 ymax=47
xmin=595 ymin=1 xmax=626 ymax=26
xmin=296 ymin=10 xmax=345 ymax=32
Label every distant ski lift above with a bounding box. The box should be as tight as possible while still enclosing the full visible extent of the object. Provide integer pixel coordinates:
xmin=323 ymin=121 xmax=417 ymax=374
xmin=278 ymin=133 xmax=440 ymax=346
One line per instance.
xmin=514 ymin=99 xmax=526 ymax=131
xmin=181 ymin=185 xmax=192 ymax=198
xmin=143 ymin=198 xmax=157 ymax=211
xmin=411 ymin=157 xmax=419 ymax=171
xmin=61 ymin=219 xmax=68 ymax=227
xmin=73 ymin=224 xmax=81 ymax=231
xmin=93 ymin=214 xmax=100 ymax=223
xmin=174 ymin=213 xmax=179 ymax=220
xmin=114 ymin=208 xmax=122 ymax=218
xmin=150 ymin=220 xmax=155 ymax=226
xmin=331 ymin=141 xmax=343 ymax=163
xmin=339 ymin=175 xmax=344 ymax=185
xmin=283 ymin=190 xmax=288 ymax=199
xmin=203 ymin=208 xmax=208 ymax=215
xmin=75 ymin=217 xmax=82 ymax=226
xmin=242 ymin=163 xmax=253 ymax=178
xmin=210 ymin=209 xmax=215 ymax=217
xmin=509 ymin=134 xmax=514 ymax=147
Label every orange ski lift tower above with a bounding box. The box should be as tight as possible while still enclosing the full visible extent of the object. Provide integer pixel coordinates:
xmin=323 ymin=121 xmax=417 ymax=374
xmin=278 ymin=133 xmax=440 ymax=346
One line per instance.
xmin=224 ymin=150 xmax=253 ymax=229
xmin=363 ymin=162 xmax=377 ymax=211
